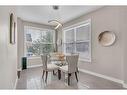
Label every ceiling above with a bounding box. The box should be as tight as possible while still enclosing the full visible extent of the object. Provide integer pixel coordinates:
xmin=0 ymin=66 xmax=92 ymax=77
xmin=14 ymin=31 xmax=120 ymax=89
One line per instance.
xmin=16 ymin=6 xmax=103 ymax=26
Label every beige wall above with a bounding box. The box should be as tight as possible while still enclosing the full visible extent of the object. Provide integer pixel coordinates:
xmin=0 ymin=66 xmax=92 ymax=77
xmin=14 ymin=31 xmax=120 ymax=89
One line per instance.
xmin=63 ymin=6 xmax=127 ymax=80
xmin=56 ymin=27 xmax=63 ymax=52
xmin=122 ymin=7 xmax=127 ymax=84
xmin=0 ymin=6 xmax=17 ymax=89
xmin=27 ymin=57 xmax=42 ymax=68
xmin=17 ymin=18 xmax=24 ymax=70
xmin=23 ymin=20 xmax=54 ymax=30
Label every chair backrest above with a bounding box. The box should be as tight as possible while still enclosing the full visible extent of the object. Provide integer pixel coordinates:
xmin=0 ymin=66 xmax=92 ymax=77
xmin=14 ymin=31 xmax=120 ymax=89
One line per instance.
xmin=49 ymin=52 xmax=59 ymax=61
xmin=66 ymin=54 xmax=79 ymax=73
xmin=41 ymin=54 xmax=47 ymax=70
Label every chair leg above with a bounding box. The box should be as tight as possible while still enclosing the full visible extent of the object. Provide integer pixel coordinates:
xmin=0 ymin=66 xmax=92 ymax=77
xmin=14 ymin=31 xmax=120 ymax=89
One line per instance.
xmin=75 ymin=72 xmax=78 ymax=82
xmin=42 ymin=70 xmax=45 ymax=78
xmin=58 ymin=69 xmax=61 ymax=80
xmin=53 ymin=70 xmax=55 ymax=75
xmin=45 ymin=71 xmax=48 ymax=82
xmin=68 ymin=73 xmax=71 ymax=85
xmin=77 ymin=67 xmax=79 ymax=73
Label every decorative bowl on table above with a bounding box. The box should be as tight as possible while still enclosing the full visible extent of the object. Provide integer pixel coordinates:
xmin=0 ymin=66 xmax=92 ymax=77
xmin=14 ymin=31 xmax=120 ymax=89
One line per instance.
xmin=58 ymin=54 xmax=65 ymax=61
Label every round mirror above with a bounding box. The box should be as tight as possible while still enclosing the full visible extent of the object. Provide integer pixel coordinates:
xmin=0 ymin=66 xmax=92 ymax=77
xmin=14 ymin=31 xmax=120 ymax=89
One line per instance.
xmin=98 ymin=31 xmax=116 ymax=46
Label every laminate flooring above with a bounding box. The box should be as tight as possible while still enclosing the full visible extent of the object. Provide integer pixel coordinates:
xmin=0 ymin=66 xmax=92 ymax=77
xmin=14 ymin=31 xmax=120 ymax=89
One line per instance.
xmin=16 ymin=67 xmax=124 ymax=89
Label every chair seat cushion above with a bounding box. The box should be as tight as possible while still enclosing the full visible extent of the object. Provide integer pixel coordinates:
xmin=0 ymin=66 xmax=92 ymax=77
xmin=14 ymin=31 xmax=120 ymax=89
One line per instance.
xmin=47 ymin=64 xmax=59 ymax=71
xmin=59 ymin=65 xmax=68 ymax=73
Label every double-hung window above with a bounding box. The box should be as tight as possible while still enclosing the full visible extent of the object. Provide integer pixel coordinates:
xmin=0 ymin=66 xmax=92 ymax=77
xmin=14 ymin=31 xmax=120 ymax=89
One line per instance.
xmin=63 ymin=19 xmax=91 ymax=62
xmin=24 ymin=26 xmax=54 ymax=57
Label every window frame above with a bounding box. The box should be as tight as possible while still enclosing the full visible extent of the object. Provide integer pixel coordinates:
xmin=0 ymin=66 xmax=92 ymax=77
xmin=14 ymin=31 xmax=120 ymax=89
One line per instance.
xmin=63 ymin=19 xmax=91 ymax=62
xmin=24 ymin=26 xmax=55 ymax=57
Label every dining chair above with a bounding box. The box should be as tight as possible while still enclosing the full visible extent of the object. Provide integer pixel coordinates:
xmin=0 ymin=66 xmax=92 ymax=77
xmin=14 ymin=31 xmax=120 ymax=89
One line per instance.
xmin=41 ymin=54 xmax=59 ymax=82
xmin=49 ymin=52 xmax=59 ymax=62
xmin=59 ymin=54 xmax=79 ymax=85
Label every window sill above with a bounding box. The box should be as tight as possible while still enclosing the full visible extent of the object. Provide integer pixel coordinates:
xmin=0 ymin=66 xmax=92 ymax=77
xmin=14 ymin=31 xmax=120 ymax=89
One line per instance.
xmin=79 ymin=58 xmax=91 ymax=63
xmin=27 ymin=56 xmax=41 ymax=59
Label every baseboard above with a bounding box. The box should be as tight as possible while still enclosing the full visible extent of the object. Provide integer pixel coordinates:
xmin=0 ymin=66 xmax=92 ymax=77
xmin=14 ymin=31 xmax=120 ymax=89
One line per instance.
xmin=14 ymin=77 xmax=18 ymax=89
xmin=123 ymin=83 xmax=127 ymax=88
xmin=79 ymin=69 xmax=124 ymax=84
xmin=27 ymin=64 xmax=43 ymax=68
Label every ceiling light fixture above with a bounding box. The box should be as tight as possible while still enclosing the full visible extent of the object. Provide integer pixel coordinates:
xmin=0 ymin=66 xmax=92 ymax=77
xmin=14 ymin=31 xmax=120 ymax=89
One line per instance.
xmin=52 ymin=6 xmax=59 ymax=10
xmin=55 ymin=24 xmax=61 ymax=30
xmin=48 ymin=20 xmax=62 ymax=30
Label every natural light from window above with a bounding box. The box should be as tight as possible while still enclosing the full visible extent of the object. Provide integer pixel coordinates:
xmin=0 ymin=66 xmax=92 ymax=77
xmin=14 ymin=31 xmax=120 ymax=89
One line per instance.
xmin=24 ymin=26 xmax=54 ymax=57
xmin=63 ymin=20 xmax=91 ymax=62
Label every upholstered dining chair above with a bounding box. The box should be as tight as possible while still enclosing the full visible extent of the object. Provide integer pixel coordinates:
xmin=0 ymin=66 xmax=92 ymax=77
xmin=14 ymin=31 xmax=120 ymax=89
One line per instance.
xmin=59 ymin=54 xmax=79 ymax=85
xmin=41 ymin=54 xmax=59 ymax=82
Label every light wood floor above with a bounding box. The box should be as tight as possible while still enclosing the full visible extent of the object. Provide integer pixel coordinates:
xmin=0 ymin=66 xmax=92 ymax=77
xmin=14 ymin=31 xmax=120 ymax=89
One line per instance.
xmin=16 ymin=66 xmax=124 ymax=89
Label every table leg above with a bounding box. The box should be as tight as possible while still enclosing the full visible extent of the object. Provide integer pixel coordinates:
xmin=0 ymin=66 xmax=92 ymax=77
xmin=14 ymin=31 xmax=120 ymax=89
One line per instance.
xmin=58 ymin=69 xmax=61 ymax=80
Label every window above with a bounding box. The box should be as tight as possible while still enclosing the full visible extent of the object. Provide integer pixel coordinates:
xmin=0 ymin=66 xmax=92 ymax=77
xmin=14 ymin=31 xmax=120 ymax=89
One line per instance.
xmin=64 ymin=29 xmax=75 ymax=53
xmin=63 ymin=20 xmax=91 ymax=62
xmin=24 ymin=26 xmax=54 ymax=57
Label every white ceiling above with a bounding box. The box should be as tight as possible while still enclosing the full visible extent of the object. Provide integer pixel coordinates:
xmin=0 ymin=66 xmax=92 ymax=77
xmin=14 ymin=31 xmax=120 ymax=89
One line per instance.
xmin=16 ymin=6 xmax=103 ymax=26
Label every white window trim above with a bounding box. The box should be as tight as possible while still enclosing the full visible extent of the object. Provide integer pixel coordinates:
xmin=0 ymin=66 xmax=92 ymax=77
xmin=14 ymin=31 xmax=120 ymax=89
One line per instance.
xmin=63 ymin=19 xmax=91 ymax=62
xmin=24 ymin=26 xmax=55 ymax=57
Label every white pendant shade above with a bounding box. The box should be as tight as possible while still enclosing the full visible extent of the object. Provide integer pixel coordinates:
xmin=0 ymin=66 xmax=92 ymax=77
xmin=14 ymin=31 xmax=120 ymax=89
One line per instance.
xmin=48 ymin=20 xmax=62 ymax=29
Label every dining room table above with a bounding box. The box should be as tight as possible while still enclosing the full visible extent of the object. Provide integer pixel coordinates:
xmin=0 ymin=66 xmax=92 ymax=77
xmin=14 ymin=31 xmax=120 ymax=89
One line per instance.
xmin=49 ymin=52 xmax=67 ymax=80
xmin=49 ymin=52 xmax=78 ymax=80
